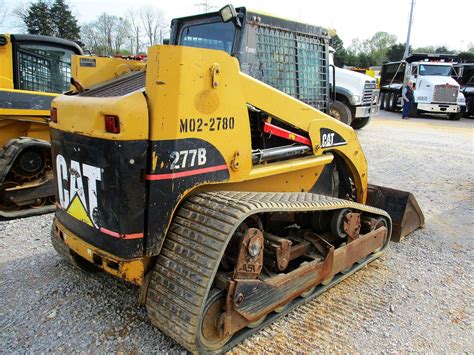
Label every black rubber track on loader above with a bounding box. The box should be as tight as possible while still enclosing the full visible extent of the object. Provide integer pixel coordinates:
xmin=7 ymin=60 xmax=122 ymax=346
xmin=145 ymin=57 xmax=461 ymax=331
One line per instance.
xmin=145 ymin=191 xmax=391 ymax=353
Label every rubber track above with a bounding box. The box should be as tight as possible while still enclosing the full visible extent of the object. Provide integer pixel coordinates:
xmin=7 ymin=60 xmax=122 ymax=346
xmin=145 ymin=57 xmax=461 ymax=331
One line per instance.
xmin=146 ymin=191 xmax=391 ymax=352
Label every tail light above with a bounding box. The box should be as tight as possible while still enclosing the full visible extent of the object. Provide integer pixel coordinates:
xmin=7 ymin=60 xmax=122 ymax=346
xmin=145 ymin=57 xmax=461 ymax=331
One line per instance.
xmin=104 ymin=115 xmax=120 ymax=134
xmin=50 ymin=107 xmax=58 ymax=123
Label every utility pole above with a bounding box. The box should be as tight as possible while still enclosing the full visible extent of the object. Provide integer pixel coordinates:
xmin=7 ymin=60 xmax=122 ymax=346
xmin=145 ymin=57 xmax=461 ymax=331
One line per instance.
xmin=195 ymin=0 xmax=216 ymax=13
xmin=403 ymin=0 xmax=415 ymax=59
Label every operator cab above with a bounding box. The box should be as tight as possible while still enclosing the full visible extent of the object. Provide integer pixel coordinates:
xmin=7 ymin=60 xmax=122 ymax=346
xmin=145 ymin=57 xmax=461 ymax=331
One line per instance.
xmin=0 ymin=34 xmax=83 ymax=93
xmin=410 ymin=62 xmax=454 ymax=79
xmin=418 ymin=63 xmax=453 ymax=77
xmin=170 ymin=5 xmax=331 ymax=113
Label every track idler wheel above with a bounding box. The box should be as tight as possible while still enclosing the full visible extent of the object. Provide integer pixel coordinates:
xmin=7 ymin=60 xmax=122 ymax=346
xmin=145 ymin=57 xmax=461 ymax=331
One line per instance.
xmin=30 ymin=198 xmax=46 ymax=208
xmin=301 ymin=286 xmax=316 ymax=298
xmin=247 ymin=315 xmax=266 ymax=329
xmin=11 ymin=148 xmax=47 ymax=180
xmin=274 ymin=304 xmax=289 ymax=313
xmin=321 ymin=275 xmax=334 ymax=286
xmin=198 ymin=289 xmax=232 ymax=351
xmin=0 ymin=182 xmax=20 ymax=211
xmin=373 ymin=217 xmax=389 ymax=253
xmin=331 ymin=208 xmax=351 ymax=239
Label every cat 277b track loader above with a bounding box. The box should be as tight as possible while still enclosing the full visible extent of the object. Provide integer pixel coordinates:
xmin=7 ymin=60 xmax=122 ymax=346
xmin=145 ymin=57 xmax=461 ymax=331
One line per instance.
xmin=50 ymin=6 xmax=424 ymax=353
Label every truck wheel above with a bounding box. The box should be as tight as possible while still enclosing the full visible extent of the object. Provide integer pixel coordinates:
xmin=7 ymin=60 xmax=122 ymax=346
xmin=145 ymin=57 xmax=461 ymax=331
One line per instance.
xmin=384 ymin=92 xmax=392 ymax=111
xmin=351 ymin=116 xmax=371 ymax=130
xmin=448 ymin=112 xmax=462 ymax=120
xmin=329 ymin=101 xmax=352 ymax=125
xmin=389 ymin=93 xmax=398 ymax=111
xmin=379 ymin=92 xmax=386 ymax=110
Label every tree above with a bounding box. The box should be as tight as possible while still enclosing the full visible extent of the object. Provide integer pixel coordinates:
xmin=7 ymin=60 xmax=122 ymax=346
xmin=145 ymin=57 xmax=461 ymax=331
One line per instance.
xmin=347 ymin=32 xmax=397 ymax=66
xmin=329 ymin=33 xmax=348 ymax=67
xmin=348 ymin=38 xmax=364 ymax=54
xmin=458 ymin=52 xmax=474 ymax=63
xmin=50 ymin=0 xmax=80 ymax=40
xmin=434 ymin=46 xmax=454 ymax=54
xmin=81 ymin=13 xmax=131 ymax=55
xmin=113 ymin=17 xmax=130 ymax=53
xmin=23 ymin=1 xmax=54 ymax=36
xmin=365 ymin=32 xmax=397 ymax=54
xmin=15 ymin=0 xmax=80 ymax=41
xmin=363 ymin=32 xmax=397 ymax=64
xmin=387 ymin=43 xmax=411 ymax=61
xmin=414 ymin=46 xmax=436 ymax=53
xmin=95 ymin=13 xmax=117 ymax=54
xmin=139 ymin=6 xmax=167 ymax=46
xmin=343 ymin=51 xmax=359 ymax=67
xmin=128 ymin=9 xmax=142 ymax=54
xmin=81 ymin=23 xmax=104 ymax=54
xmin=0 ymin=0 xmax=8 ymax=28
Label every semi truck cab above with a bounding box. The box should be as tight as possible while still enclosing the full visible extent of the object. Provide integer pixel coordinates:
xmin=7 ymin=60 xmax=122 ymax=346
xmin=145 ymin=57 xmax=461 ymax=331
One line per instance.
xmin=380 ymin=53 xmax=465 ymax=120
xmin=408 ymin=61 xmax=465 ymax=116
xmin=329 ymin=49 xmax=379 ymax=129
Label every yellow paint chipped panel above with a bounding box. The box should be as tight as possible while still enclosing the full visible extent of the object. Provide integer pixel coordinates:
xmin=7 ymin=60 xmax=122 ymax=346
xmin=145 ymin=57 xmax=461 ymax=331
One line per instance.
xmin=151 ymin=151 xmax=159 ymax=172
xmin=51 ymin=91 xmax=149 ymax=141
xmin=53 ymin=218 xmax=146 ymax=285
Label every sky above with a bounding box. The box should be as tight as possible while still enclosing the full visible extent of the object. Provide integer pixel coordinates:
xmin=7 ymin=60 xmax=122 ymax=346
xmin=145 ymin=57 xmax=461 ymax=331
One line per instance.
xmin=1 ymin=0 xmax=473 ymax=51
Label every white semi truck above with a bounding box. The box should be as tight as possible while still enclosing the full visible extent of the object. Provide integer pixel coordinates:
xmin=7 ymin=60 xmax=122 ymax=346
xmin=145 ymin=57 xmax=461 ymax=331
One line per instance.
xmin=379 ymin=53 xmax=466 ymax=119
xmin=329 ymin=49 xmax=379 ymax=129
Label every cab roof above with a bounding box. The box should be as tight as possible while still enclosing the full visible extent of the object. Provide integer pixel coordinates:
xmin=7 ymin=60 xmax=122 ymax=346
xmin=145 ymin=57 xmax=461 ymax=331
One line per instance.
xmin=171 ymin=6 xmax=329 ymax=39
xmin=406 ymin=53 xmax=459 ymax=63
xmin=9 ymin=34 xmax=83 ymax=55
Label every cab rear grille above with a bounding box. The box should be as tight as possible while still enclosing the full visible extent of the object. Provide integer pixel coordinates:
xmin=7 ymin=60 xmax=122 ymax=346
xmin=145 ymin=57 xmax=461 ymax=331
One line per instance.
xmin=80 ymin=71 xmax=146 ymax=97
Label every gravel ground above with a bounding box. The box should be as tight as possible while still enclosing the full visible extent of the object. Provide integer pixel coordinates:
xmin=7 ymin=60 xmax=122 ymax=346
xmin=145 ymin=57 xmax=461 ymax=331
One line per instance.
xmin=1 ymin=112 xmax=473 ymax=352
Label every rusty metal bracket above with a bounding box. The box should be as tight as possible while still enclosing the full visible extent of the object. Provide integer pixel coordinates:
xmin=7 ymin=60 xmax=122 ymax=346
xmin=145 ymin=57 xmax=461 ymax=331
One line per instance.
xmin=231 ymin=246 xmax=334 ymax=325
xmin=343 ymin=212 xmax=361 ymax=241
xmin=303 ymin=231 xmax=332 ymax=256
xmin=230 ymin=150 xmax=240 ymax=171
xmin=233 ymin=228 xmax=264 ymax=280
xmin=264 ymin=232 xmax=292 ymax=271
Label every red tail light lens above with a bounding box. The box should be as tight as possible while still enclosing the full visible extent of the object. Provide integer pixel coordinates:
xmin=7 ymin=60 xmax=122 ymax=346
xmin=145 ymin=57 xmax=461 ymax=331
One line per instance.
xmin=104 ymin=115 xmax=120 ymax=134
xmin=50 ymin=108 xmax=58 ymax=123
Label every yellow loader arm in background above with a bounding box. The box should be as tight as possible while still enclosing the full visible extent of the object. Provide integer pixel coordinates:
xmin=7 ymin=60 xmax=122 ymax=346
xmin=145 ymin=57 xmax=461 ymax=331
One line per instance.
xmin=71 ymin=55 xmax=146 ymax=89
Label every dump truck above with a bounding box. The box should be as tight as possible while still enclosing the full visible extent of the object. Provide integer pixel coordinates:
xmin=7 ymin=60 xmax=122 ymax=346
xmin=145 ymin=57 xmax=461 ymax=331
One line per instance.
xmin=0 ymin=34 xmax=83 ymax=217
xmin=453 ymin=62 xmax=474 ymax=117
xmin=379 ymin=53 xmax=466 ymax=119
xmin=50 ymin=5 xmax=424 ymax=352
